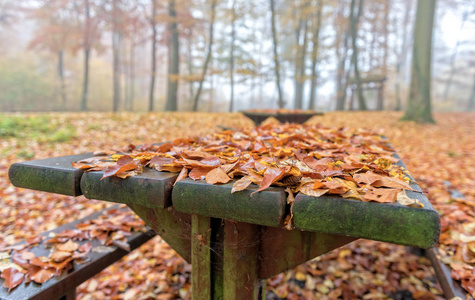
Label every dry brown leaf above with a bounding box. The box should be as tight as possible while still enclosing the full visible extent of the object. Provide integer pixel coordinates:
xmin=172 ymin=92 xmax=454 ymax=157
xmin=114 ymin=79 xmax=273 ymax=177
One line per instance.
xmin=205 ymin=167 xmax=231 ymax=184
xmin=1 ymin=267 xmax=24 ymax=291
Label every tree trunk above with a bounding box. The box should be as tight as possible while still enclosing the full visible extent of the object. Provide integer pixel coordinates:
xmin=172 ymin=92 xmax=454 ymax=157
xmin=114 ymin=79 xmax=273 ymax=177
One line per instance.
xmin=468 ymin=74 xmax=475 ymax=111
xmin=80 ymin=0 xmax=90 ymax=112
xmin=296 ymin=20 xmax=308 ymax=110
xmin=229 ymin=0 xmax=236 ymax=112
xmin=129 ymin=37 xmax=135 ymax=111
xmin=58 ymin=50 xmax=67 ymax=108
xmin=187 ymin=29 xmax=194 ymax=103
xmin=350 ymin=0 xmax=367 ymax=111
xmin=112 ymin=0 xmax=121 ymax=112
xmin=308 ymin=0 xmax=322 ymax=110
xmin=149 ymin=0 xmax=157 ymax=112
xmin=166 ymin=0 xmax=179 ymax=111
xmin=402 ymin=0 xmax=436 ymax=123
xmin=270 ymin=0 xmax=284 ymax=108
xmin=192 ymin=0 xmax=216 ymax=112
xmin=112 ymin=31 xmax=121 ymax=112
xmin=335 ymin=2 xmax=351 ymax=110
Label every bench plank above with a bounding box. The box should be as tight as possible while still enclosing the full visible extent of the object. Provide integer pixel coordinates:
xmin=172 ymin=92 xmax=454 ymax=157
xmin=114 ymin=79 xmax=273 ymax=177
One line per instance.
xmin=173 ymin=179 xmax=287 ymax=227
xmin=80 ymin=169 xmax=178 ymax=208
xmin=0 ymin=206 xmax=155 ymax=300
xmin=292 ymin=156 xmax=440 ymax=249
xmin=8 ymin=153 xmax=93 ymax=196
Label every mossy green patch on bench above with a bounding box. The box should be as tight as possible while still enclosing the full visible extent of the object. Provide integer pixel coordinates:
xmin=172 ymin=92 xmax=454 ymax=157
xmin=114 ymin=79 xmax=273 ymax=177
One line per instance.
xmin=292 ymin=192 xmax=440 ymax=249
xmin=172 ymin=179 xmax=287 ymax=227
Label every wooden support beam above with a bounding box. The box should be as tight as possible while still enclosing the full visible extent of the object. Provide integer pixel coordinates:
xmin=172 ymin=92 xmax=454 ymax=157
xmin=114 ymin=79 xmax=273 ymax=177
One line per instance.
xmin=128 ymin=204 xmax=191 ymax=262
xmin=223 ymin=221 xmax=260 ymax=299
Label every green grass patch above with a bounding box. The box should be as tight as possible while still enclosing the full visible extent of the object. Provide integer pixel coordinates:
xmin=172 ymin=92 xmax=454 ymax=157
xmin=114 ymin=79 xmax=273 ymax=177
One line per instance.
xmin=0 ymin=115 xmax=77 ymax=144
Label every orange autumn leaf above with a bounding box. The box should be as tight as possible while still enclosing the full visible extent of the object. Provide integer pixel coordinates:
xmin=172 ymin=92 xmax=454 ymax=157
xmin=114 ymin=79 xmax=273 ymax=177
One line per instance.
xmin=173 ymin=167 xmax=189 ymax=186
xmin=373 ymin=176 xmax=414 ymax=191
xmin=362 ymin=188 xmax=399 ymax=203
xmin=299 ymin=184 xmax=329 ymax=198
xmin=1 ymin=268 xmax=24 ymax=291
xmin=28 ymin=266 xmax=55 ymax=284
xmin=353 ymin=172 xmax=381 ymax=185
xmin=50 ymin=251 xmax=72 ymax=263
xmin=189 ymin=167 xmax=210 ymax=180
xmin=102 ymin=163 xmax=138 ymax=179
xmin=231 ymin=176 xmax=253 ymax=193
xmin=251 ymin=167 xmax=288 ymax=196
xmin=205 ymin=167 xmax=231 ymax=184
xmin=56 ymin=240 xmax=79 ymax=252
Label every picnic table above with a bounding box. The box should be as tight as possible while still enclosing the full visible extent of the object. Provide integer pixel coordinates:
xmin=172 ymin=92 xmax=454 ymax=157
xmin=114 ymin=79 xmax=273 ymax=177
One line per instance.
xmin=8 ymin=149 xmax=440 ymax=299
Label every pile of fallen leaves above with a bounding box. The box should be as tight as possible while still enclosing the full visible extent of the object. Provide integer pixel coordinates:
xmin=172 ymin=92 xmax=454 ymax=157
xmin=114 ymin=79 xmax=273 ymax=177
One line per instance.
xmin=0 ymin=207 xmax=145 ymax=291
xmin=73 ymin=123 xmax=420 ymax=216
xmin=1 ymin=111 xmax=474 ymax=299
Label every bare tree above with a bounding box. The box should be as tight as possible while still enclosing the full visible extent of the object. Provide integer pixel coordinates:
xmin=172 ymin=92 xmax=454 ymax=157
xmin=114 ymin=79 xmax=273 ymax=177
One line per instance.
xmin=192 ymin=0 xmax=217 ymax=112
xmin=270 ymin=0 xmax=284 ymax=108
xmin=308 ymin=0 xmax=322 ymax=110
xmin=402 ymin=0 xmax=436 ymax=123
xmin=166 ymin=0 xmax=179 ymax=111
xmin=229 ymin=0 xmax=236 ymax=112
xmin=81 ymin=0 xmax=91 ymax=111
xmin=148 ymin=0 xmax=157 ymax=112
xmin=349 ymin=0 xmax=366 ymax=110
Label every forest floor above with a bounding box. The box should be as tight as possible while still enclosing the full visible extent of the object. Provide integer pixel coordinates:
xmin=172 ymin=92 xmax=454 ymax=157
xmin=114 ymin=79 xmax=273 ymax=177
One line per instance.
xmin=0 ymin=111 xmax=474 ymax=299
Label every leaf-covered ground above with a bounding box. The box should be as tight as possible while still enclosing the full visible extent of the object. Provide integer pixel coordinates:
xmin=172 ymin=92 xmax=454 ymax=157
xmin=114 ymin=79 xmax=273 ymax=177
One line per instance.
xmin=1 ymin=112 xmax=474 ymax=299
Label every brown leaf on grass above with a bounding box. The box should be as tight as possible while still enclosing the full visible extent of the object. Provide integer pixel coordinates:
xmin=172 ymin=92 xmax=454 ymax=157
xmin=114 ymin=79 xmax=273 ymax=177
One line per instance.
xmin=1 ymin=268 xmax=24 ymax=291
xmin=231 ymin=176 xmax=253 ymax=193
xmin=28 ymin=266 xmax=55 ymax=284
xmin=173 ymin=167 xmax=189 ymax=186
xmin=56 ymin=240 xmax=79 ymax=252
xmin=205 ymin=167 xmax=231 ymax=184
xmin=363 ymin=188 xmax=399 ymax=203
xmin=251 ymin=167 xmax=288 ymax=196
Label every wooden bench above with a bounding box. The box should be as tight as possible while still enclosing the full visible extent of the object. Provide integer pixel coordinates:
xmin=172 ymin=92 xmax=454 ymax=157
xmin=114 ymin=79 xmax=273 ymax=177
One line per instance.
xmin=7 ymin=150 xmax=441 ymax=299
xmin=0 ymin=204 xmax=155 ymax=300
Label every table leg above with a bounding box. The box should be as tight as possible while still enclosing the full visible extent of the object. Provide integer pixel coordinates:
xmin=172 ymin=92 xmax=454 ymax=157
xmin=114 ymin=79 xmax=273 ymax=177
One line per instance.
xmin=223 ymin=220 xmax=260 ymax=299
xmin=191 ymin=216 xmax=261 ymax=300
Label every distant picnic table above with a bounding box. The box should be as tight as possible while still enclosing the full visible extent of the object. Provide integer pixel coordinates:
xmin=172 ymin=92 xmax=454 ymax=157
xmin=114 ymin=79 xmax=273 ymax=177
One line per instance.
xmin=8 ymin=145 xmax=440 ymax=299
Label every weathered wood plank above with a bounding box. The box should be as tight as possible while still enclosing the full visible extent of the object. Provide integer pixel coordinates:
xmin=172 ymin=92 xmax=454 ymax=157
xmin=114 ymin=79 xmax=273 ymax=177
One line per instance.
xmin=80 ymin=169 xmax=178 ymax=208
xmin=259 ymin=227 xmax=357 ymax=279
xmin=8 ymin=153 xmax=93 ymax=196
xmin=223 ymin=221 xmax=260 ymax=299
xmin=292 ymin=191 xmax=439 ymax=249
xmin=0 ymin=205 xmax=154 ymax=300
xmin=173 ymin=179 xmax=286 ymax=227
xmin=191 ymin=215 xmax=212 ymax=299
xmin=128 ymin=204 xmax=191 ymax=262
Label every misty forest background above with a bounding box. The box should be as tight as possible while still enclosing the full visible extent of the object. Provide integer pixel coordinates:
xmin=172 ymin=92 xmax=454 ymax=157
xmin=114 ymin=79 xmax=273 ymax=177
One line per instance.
xmin=0 ymin=0 xmax=474 ymax=113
